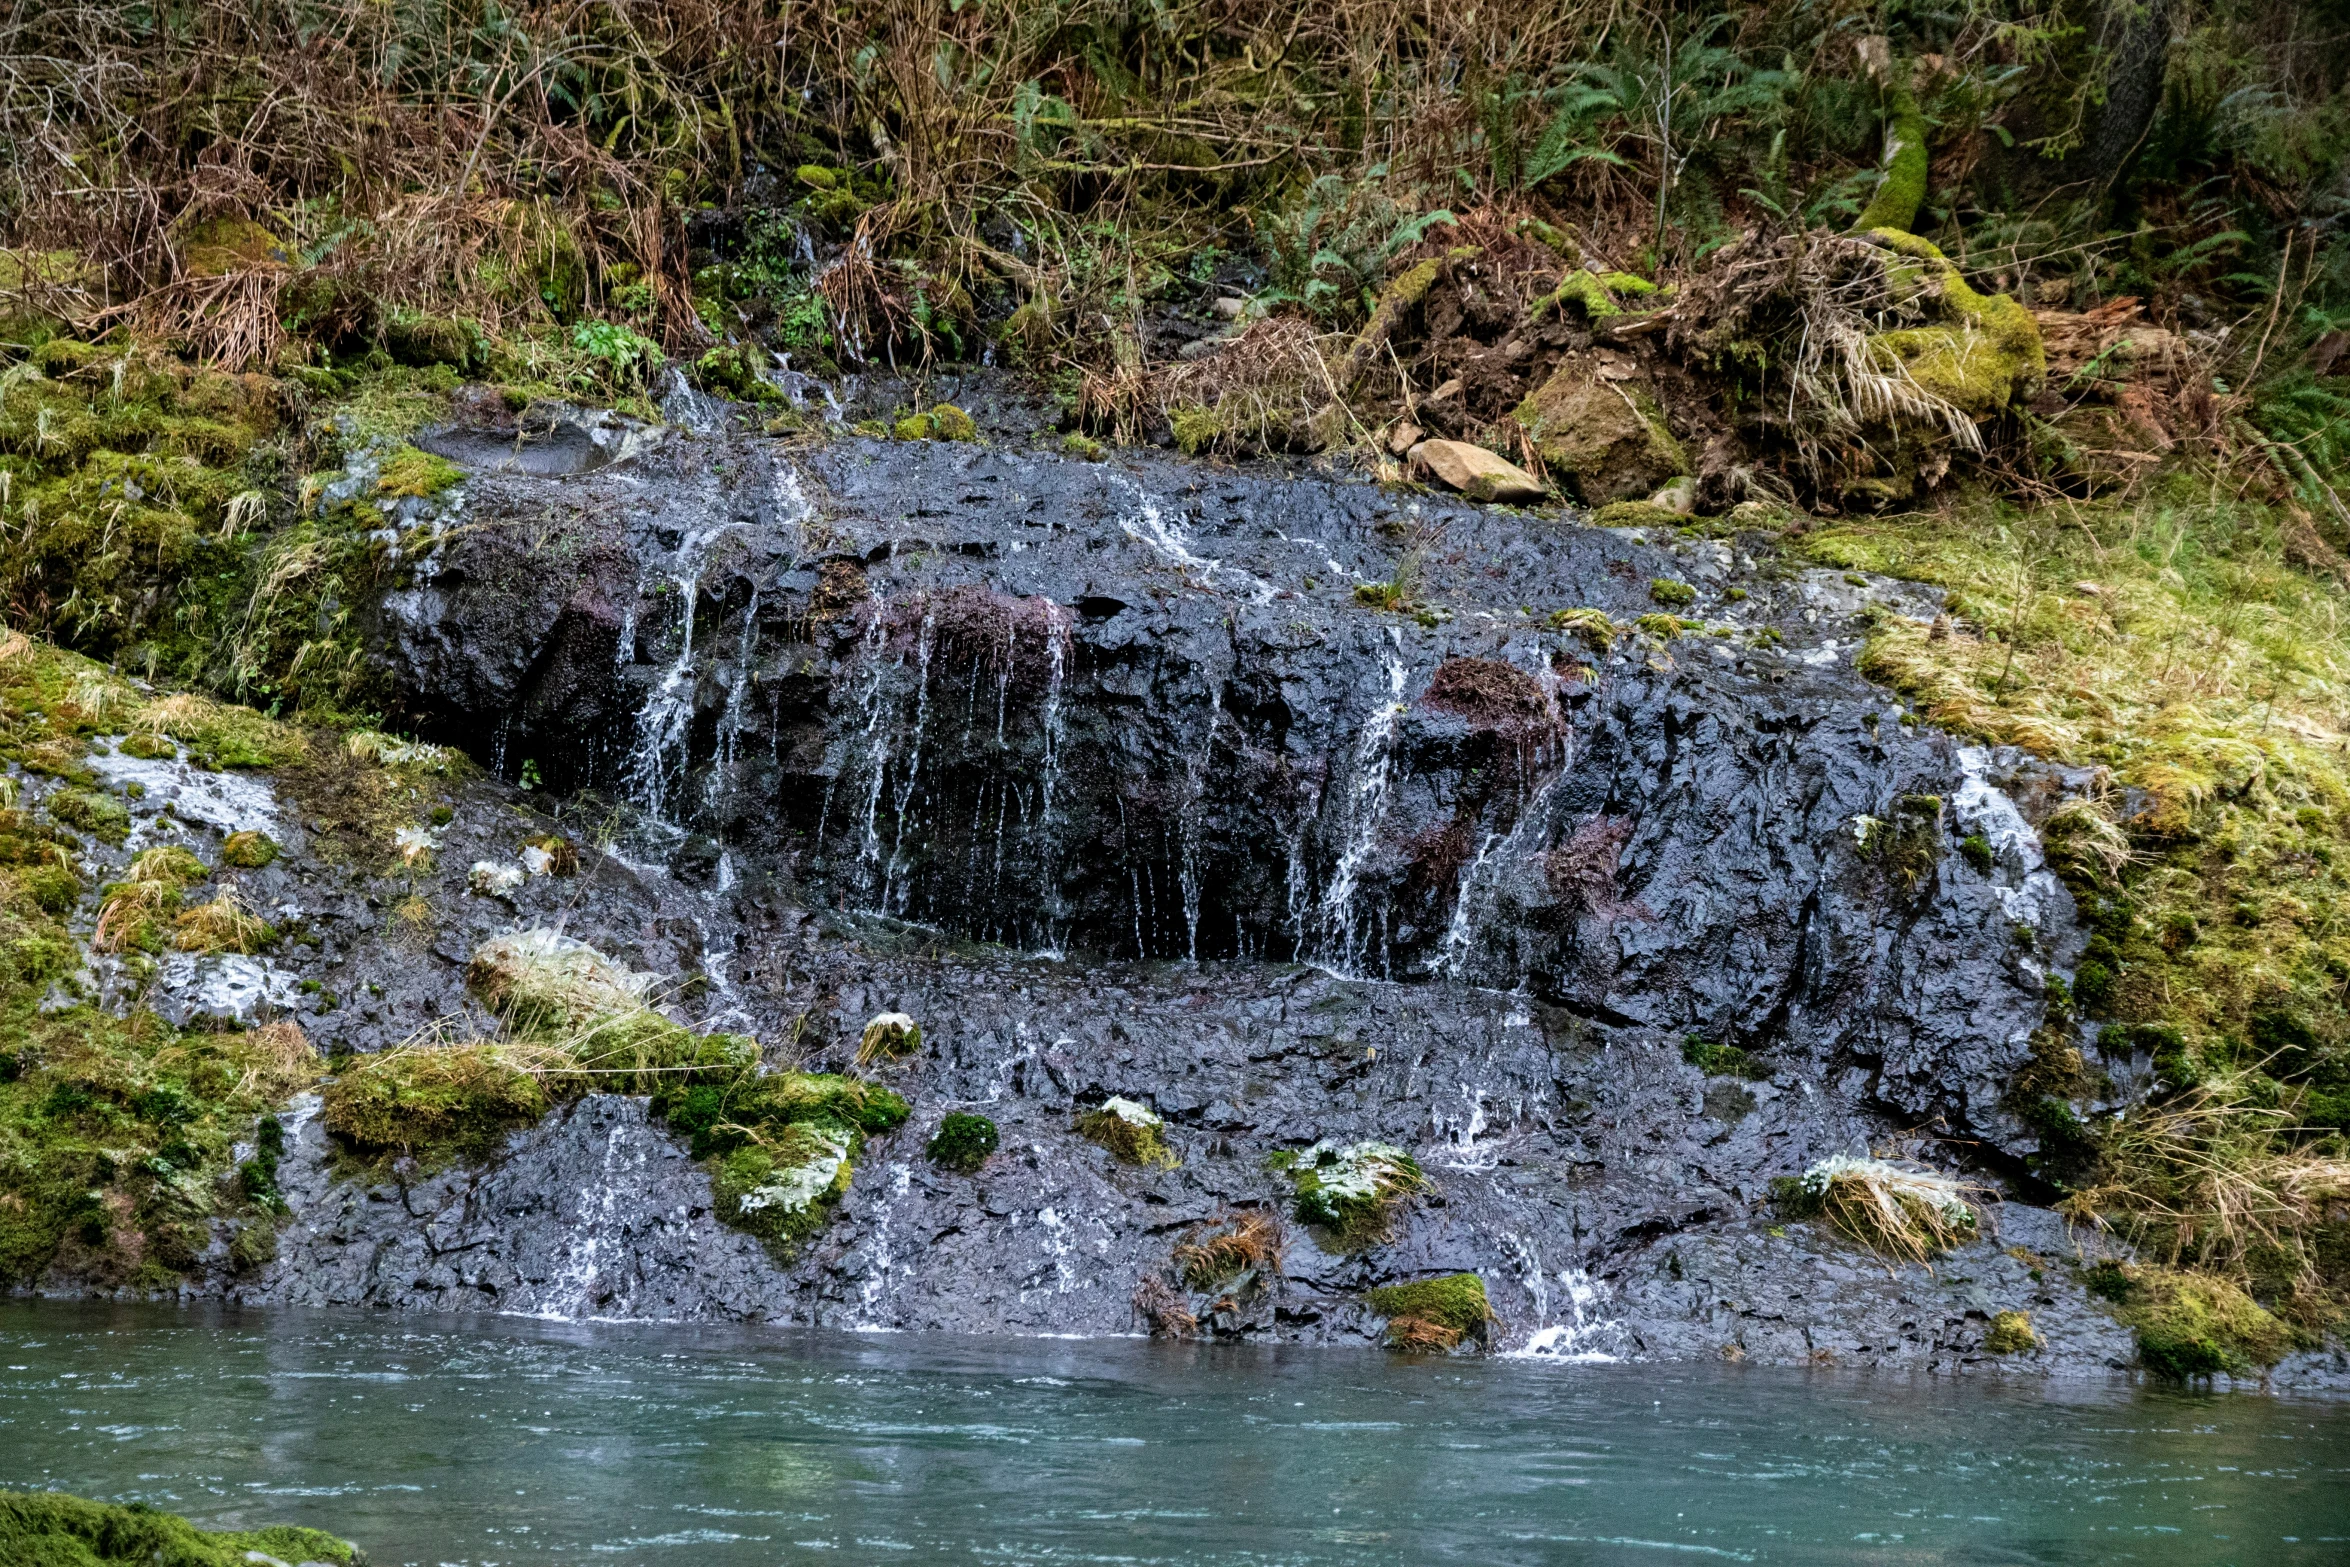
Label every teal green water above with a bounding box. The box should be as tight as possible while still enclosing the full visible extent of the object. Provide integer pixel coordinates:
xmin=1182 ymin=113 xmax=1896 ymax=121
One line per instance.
xmin=0 ymin=1302 xmax=2344 ymax=1565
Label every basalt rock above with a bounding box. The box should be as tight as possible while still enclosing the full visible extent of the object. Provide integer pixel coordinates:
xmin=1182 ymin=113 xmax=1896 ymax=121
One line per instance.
xmin=16 ymin=419 xmax=2143 ymax=1373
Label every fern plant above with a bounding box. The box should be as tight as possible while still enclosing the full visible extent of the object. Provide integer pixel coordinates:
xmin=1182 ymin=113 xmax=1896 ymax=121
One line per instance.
xmin=1254 ymin=173 xmax=1453 ymax=324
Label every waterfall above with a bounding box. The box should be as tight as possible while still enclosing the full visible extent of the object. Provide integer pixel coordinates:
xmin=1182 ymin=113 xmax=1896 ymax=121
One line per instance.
xmin=1177 ymin=684 xmax=1224 ymax=962
xmin=1313 ymin=628 xmax=1410 ymax=977
xmin=1437 ymin=727 xmax=1574 ymax=984
xmin=1506 ymin=1268 xmax=1630 ymax=1362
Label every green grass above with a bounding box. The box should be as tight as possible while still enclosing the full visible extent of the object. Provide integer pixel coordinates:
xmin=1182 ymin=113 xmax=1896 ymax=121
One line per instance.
xmin=1803 ymin=484 xmax=2350 ymax=1319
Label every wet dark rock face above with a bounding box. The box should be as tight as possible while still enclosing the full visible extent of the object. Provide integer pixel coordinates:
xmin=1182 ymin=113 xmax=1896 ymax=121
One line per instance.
xmin=117 ymin=421 xmax=2153 ymax=1373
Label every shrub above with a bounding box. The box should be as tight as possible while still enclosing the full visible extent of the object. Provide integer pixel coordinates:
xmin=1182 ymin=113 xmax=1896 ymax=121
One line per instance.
xmin=926 ymin=1112 xmax=998 ymax=1172
xmin=1366 ymin=1273 xmax=1493 ymax=1352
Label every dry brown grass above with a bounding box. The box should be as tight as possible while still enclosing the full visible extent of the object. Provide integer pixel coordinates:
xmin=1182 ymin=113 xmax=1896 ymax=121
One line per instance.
xmin=1173 ymin=1210 xmax=1285 ymax=1289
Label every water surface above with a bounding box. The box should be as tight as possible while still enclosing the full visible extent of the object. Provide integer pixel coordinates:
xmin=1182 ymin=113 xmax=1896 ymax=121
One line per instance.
xmin=0 ymin=1301 xmax=2343 ymax=1565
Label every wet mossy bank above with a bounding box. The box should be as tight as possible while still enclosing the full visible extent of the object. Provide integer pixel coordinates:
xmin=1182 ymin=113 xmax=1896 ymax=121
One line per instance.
xmin=0 ymin=1488 xmax=362 ymax=1567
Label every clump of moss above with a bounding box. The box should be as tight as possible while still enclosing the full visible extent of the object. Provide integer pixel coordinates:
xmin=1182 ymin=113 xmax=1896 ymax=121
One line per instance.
xmin=1366 ymin=1272 xmax=1493 ymax=1352
xmin=1984 ymin=1309 xmax=2037 ymax=1354
xmin=857 ymin=1010 xmax=921 ymax=1065
xmin=2088 ymin=1263 xmax=2291 ymax=1379
xmin=692 ymin=344 xmax=785 ymax=404
xmin=43 ymin=790 xmax=129 ymax=845
xmin=1850 ymin=88 xmax=1928 ymax=235
xmin=1851 ymin=793 xmax=1943 ymax=891
xmin=1060 ymin=432 xmax=1106 ymax=461
xmin=321 ymin=1043 xmax=552 ymax=1170
xmin=92 ymin=846 xmax=206 ymax=952
xmin=1590 ymin=501 xmax=1690 ymax=530
xmin=1272 ymin=1140 xmax=1430 ymax=1248
xmin=653 ymin=1070 xmax=908 ymax=1249
xmin=1682 ymin=1035 xmax=1767 ymax=1080
xmin=219 ymin=830 xmax=277 ymax=868
xmin=1548 ymin=606 xmax=1616 ymax=653
xmin=926 ymin=1112 xmax=998 ymax=1173
xmin=895 ymin=403 xmax=978 ymax=442
xmin=467 ymin=928 xmax=651 ymax=1033
xmin=373 ymin=445 xmax=465 ymax=500
xmin=1078 ymin=1097 xmax=1178 ymax=1168
xmin=0 ymin=1490 xmax=361 ymax=1567
xmin=1648 ymin=577 xmax=1696 ymax=607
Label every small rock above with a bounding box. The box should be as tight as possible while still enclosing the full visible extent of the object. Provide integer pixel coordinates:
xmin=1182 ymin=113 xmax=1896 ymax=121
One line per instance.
xmin=1211 ymin=296 xmax=1245 ymax=319
xmin=1429 ymin=377 xmax=1463 ymax=401
xmin=1649 ymin=476 xmax=1698 ymax=515
xmin=1387 ymin=421 xmax=1423 ymax=456
xmin=1408 ymin=440 xmax=1546 ymax=504
xmin=2072 ymin=580 xmax=2102 ymax=597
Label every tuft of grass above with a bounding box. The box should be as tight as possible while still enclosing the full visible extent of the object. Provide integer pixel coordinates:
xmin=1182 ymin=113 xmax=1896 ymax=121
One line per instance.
xmin=1173 ymin=1210 xmax=1285 ymax=1291
xmin=171 ymin=889 xmax=275 ymax=954
xmin=1366 ymin=1272 xmax=1494 ymax=1352
xmin=925 ymin=1112 xmax=998 ymax=1173
xmin=1077 ymin=1097 xmax=1178 ymax=1168
xmin=1272 ymin=1139 xmax=1431 ymax=1249
xmin=1777 ymin=1155 xmax=1977 ymax=1261
xmin=856 ymin=1011 xmax=922 ymax=1066
xmin=0 ymin=1489 xmax=360 ymax=1567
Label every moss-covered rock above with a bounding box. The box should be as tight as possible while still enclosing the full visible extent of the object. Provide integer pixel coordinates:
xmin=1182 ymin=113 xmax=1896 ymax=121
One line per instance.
xmin=1366 ymin=1272 xmax=1494 ymax=1351
xmin=0 ymin=1490 xmax=362 ymax=1567
xmin=1511 ymin=365 xmax=1689 ymax=504
xmin=1078 ymin=1096 xmax=1178 ymax=1168
xmin=321 ymin=1044 xmax=551 ymax=1168
xmin=219 ymin=830 xmax=277 ymax=868
xmin=895 ymin=403 xmax=978 ymax=443
xmin=926 ymin=1111 xmax=999 ymax=1173
xmin=692 ymin=344 xmax=785 ymax=405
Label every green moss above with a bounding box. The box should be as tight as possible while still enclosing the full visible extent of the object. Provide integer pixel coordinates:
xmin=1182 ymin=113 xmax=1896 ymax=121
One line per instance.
xmin=692 ymin=344 xmax=785 ymax=404
xmin=219 ymin=830 xmax=277 ymax=868
xmin=1366 ymin=1272 xmax=1493 ymax=1351
xmin=1858 ymin=231 xmax=2046 ymax=419
xmin=1984 ymin=1309 xmax=2038 ymax=1354
xmin=321 ymin=1044 xmax=550 ymax=1170
xmin=926 ymin=1112 xmax=998 ymax=1173
xmin=1170 ymin=403 xmax=1223 ymax=455
xmin=1060 ymin=432 xmax=1107 ymax=461
xmin=43 ymin=791 xmax=128 ymax=845
xmin=1591 ymin=501 xmax=1688 ymax=530
xmin=1648 ymin=577 xmax=1696 ymax=607
xmin=1273 ymin=1140 xmax=1429 ymax=1248
xmin=1851 ymin=89 xmax=1929 ymax=235
xmin=1596 ymin=271 xmax=1658 ymax=296
xmin=895 ymin=403 xmax=978 ymax=443
xmin=1682 ymin=1035 xmax=1767 ymax=1079
xmin=2100 ymin=1265 xmax=2290 ymax=1379
xmin=0 ymin=1490 xmax=361 ymax=1567
xmin=1078 ymin=1098 xmax=1178 ymax=1168
xmin=1530 ymin=269 xmax=1625 ymax=322
xmin=373 ymin=446 xmax=464 ymax=501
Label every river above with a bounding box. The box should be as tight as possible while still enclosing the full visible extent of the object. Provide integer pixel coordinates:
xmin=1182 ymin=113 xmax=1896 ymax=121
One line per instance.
xmin=0 ymin=1301 xmax=2343 ymax=1564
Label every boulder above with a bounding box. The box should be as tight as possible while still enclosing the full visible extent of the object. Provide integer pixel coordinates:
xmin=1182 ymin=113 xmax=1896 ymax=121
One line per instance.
xmin=1511 ymin=364 xmax=1689 ymax=504
xmin=1407 ymin=439 xmax=1546 ymax=504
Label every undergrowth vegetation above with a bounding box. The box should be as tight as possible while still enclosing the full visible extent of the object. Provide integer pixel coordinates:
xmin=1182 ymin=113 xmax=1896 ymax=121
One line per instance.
xmin=326 ymin=930 xmax=908 ymax=1252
